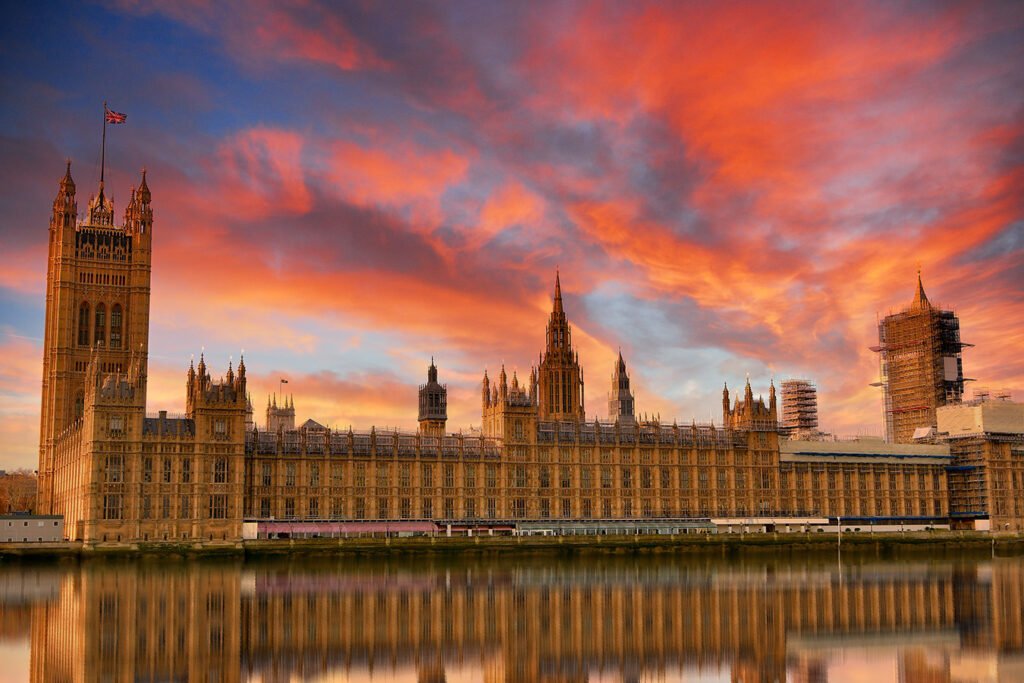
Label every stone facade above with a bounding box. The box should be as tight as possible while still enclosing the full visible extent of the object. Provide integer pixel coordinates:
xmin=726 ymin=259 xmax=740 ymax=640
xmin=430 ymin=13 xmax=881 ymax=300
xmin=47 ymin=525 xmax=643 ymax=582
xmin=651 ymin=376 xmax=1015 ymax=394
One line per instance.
xmin=38 ymin=165 xmax=247 ymax=544
xmin=36 ymin=162 xmax=958 ymax=544
xmin=936 ymin=400 xmax=1024 ymax=531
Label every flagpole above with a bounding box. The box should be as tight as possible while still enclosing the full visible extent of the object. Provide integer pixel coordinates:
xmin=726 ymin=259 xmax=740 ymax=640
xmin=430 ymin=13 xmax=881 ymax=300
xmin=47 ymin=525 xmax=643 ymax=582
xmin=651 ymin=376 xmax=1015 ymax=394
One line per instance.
xmin=100 ymin=101 xmax=107 ymax=192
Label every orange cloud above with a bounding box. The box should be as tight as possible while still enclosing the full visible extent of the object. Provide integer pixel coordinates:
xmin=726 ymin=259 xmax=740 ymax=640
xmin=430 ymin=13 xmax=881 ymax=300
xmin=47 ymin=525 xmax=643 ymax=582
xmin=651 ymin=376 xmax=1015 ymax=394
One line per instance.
xmin=326 ymin=141 xmax=470 ymax=212
xmin=473 ymin=181 xmax=548 ymax=249
xmin=201 ymin=127 xmax=313 ymax=220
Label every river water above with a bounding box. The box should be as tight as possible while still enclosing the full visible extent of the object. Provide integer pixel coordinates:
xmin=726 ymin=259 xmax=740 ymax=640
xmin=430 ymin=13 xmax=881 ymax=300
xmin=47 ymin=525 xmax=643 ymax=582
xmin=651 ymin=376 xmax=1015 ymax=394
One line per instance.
xmin=0 ymin=552 xmax=1021 ymax=682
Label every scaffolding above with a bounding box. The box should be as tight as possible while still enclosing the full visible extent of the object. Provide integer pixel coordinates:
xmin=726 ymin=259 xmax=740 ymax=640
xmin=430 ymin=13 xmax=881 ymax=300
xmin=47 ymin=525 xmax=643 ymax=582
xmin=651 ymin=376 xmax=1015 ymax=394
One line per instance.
xmin=946 ymin=437 xmax=989 ymax=520
xmin=870 ymin=277 xmax=971 ymax=443
xmin=781 ymin=379 xmax=818 ymax=437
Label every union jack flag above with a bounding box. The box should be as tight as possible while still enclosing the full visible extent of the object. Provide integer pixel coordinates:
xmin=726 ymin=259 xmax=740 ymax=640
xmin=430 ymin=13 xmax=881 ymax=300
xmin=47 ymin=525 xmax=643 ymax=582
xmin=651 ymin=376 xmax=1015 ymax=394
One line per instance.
xmin=104 ymin=107 xmax=127 ymax=124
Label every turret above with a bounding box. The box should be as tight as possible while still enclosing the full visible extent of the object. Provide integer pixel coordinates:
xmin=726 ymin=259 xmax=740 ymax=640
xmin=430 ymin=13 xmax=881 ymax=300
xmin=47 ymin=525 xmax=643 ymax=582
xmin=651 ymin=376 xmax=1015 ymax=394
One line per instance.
xmin=607 ymin=350 xmax=635 ymax=425
xmin=124 ymin=169 xmax=152 ymax=234
xmin=418 ymin=358 xmax=447 ymax=437
xmin=50 ymin=161 xmax=78 ymax=260
xmin=722 ymin=383 xmax=730 ymax=426
xmin=51 ymin=160 xmax=77 ymax=231
xmin=482 ymin=370 xmax=491 ymax=409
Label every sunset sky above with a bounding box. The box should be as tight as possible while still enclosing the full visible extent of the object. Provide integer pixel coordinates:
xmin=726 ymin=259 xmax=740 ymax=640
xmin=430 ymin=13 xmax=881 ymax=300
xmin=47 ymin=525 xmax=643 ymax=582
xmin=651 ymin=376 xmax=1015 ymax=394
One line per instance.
xmin=1 ymin=1 xmax=1022 ymax=470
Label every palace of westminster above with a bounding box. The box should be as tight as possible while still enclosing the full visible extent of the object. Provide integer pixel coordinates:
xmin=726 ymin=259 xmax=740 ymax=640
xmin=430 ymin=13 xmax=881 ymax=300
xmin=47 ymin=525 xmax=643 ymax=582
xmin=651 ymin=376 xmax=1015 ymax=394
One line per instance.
xmin=32 ymin=160 xmax=1024 ymax=545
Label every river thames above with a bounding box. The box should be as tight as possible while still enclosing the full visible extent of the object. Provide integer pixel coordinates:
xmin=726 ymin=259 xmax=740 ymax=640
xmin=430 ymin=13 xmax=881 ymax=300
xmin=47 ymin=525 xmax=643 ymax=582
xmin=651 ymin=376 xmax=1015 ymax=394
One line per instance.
xmin=1 ymin=553 xmax=1021 ymax=682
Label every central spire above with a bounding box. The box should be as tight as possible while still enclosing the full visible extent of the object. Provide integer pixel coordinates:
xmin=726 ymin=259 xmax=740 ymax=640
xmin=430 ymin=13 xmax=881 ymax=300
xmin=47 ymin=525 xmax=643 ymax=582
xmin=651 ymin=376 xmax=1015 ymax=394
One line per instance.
xmin=538 ymin=271 xmax=585 ymax=421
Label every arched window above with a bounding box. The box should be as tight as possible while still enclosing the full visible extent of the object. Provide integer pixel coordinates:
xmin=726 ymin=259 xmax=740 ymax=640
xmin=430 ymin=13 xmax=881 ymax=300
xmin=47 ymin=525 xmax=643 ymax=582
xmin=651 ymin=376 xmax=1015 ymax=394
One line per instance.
xmin=77 ymin=302 xmax=90 ymax=346
xmin=110 ymin=304 xmax=123 ymax=349
xmin=74 ymin=391 xmax=84 ymax=420
xmin=94 ymin=303 xmax=106 ymax=347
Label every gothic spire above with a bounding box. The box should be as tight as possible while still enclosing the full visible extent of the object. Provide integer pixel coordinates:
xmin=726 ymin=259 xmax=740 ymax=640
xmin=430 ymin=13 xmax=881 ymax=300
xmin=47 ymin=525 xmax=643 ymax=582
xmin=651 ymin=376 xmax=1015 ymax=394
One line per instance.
xmin=60 ymin=159 xmax=75 ymax=195
xmin=553 ymin=270 xmax=563 ymax=314
xmin=137 ymin=168 xmax=151 ymax=204
xmin=911 ymin=269 xmax=930 ymax=311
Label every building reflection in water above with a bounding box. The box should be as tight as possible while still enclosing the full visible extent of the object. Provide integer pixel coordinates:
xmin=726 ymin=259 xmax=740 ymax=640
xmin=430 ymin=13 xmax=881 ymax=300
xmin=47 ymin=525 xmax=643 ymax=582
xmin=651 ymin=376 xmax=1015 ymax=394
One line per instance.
xmin=2 ymin=556 xmax=1022 ymax=682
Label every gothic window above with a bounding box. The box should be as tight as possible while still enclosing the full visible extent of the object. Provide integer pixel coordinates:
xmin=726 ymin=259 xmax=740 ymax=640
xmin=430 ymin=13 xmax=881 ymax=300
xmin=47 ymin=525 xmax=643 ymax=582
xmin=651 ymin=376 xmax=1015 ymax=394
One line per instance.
xmin=209 ymin=494 xmax=228 ymax=519
xmin=78 ymin=302 xmax=90 ymax=346
xmin=105 ymin=455 xmax=123 ymax=483
xmin=213 ymin=458 xmax=228 ymax=484
xmin=182 ymin=459 xmax=192 ymax=483
xmin=110 ymin=304 xmax=123 ymax=349
xmin=94 ymin=303 xmax=106 ymax=346
xmin=74 ymin=391 xmax=84 ymax=420
xmin=103 ymin=494 xmax=123 ymax=520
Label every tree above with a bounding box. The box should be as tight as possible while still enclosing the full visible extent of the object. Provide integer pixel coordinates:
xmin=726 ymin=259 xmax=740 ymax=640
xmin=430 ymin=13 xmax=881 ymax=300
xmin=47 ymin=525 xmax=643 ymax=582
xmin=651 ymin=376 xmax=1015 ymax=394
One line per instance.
xmin=0 ymin=469 xmax=38 ymax=513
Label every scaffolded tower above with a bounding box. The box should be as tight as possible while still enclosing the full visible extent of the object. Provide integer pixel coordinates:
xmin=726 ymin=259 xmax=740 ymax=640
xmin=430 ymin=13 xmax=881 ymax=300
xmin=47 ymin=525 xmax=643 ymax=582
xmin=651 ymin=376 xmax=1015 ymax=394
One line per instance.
xmin=871 ymin=273 xmax=971 ymax=443
xmin=781 ymin=379 xmax=818 ymax=438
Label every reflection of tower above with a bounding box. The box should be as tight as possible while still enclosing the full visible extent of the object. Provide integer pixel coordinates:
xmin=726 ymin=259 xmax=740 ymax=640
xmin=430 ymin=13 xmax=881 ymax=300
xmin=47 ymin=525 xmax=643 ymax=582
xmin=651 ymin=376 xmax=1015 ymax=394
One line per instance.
xmin=417 ymin=663 xmax=447 ymax=683
xmin=537 ymin=272 xmax=585 ymax=421
xmin=31 ymin=562 xmax=242 ymax=683
xmin=607 ymin=351 xmax=635 ymax=425
xmin=418 ymin=359 xmax=448 ymax=437
xmin=38 ymin=163 xmax=153 ymax=513
xmin=898 ymin=648 xmax=950 ymax=682
xmin=787 ymin=656 xmax=828 ymax=683
xmin=872 ymin=273 xmax=970 ymax=443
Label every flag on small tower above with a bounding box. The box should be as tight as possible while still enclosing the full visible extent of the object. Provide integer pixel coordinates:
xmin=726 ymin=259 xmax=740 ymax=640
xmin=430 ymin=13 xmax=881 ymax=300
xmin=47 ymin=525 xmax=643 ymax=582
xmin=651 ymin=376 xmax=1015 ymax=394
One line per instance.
xmin=104 ymin=107 xmax=127 ymax=124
